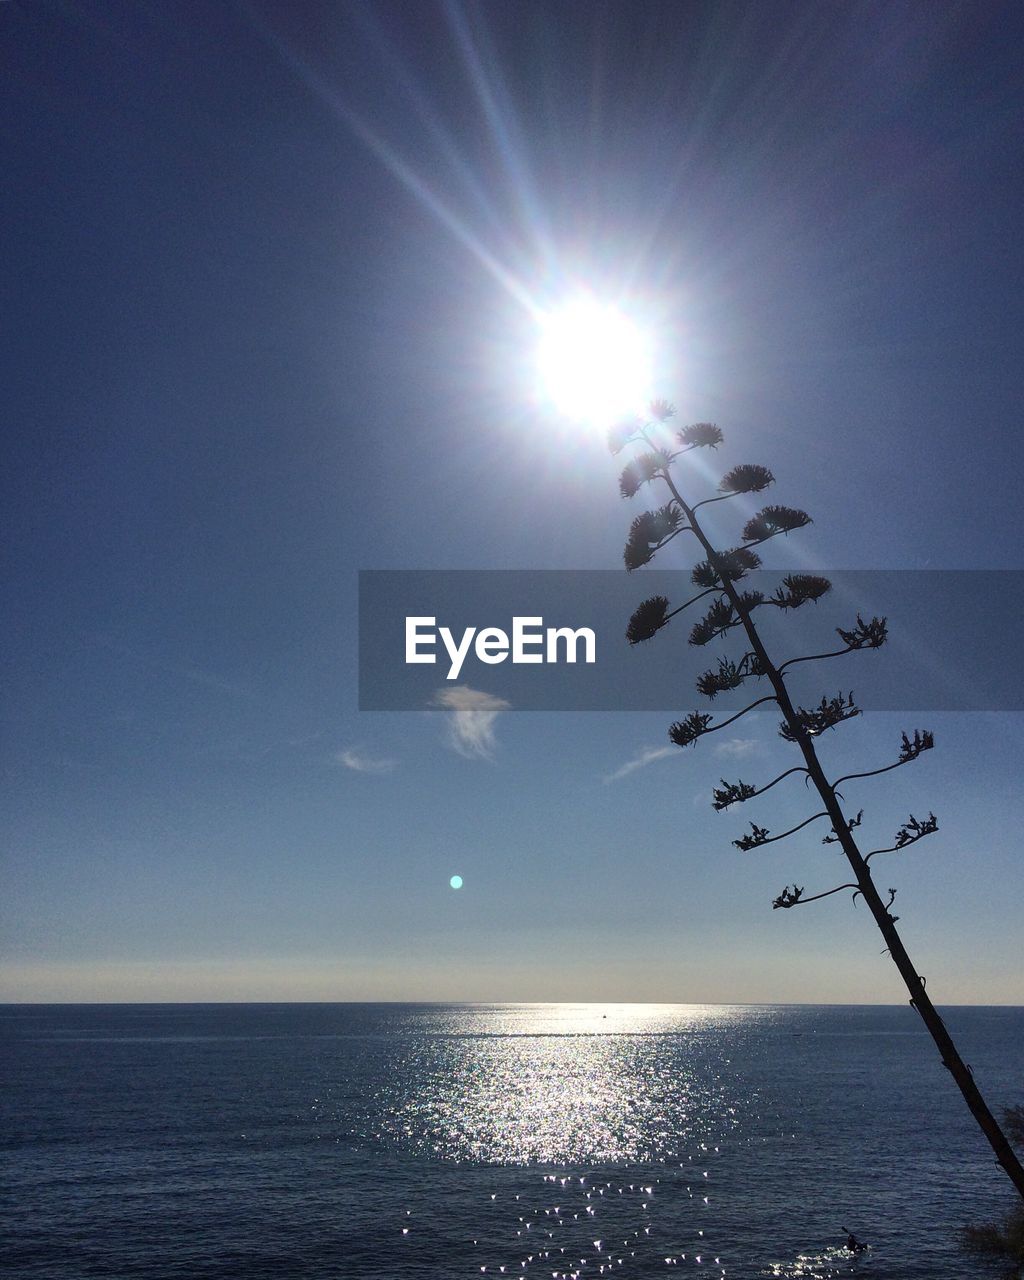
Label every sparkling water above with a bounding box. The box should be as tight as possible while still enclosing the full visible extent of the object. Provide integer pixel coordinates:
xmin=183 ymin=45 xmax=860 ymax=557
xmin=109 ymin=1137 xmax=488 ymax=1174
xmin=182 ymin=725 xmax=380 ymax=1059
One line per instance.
xmin=2 ymin=1003 xmax=1020 ymax=1278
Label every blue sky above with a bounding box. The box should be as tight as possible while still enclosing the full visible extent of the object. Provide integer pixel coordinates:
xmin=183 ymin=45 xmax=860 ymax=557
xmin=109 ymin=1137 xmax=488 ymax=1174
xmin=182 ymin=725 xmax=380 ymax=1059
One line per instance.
xmin=2 ymin=0 xmax=1023 ymax=1002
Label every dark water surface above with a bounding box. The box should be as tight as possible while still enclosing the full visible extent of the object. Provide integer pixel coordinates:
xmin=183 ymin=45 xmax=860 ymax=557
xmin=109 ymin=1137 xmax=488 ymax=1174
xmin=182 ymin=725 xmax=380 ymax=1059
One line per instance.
xmin=2 ymin=1003 xmax=1021 ymax=1278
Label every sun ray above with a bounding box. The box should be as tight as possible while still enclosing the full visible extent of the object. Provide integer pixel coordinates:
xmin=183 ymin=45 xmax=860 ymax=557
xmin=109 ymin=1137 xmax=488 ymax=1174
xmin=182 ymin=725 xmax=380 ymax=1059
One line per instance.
xmin=247 ymin=10 xmax=541 ymax=317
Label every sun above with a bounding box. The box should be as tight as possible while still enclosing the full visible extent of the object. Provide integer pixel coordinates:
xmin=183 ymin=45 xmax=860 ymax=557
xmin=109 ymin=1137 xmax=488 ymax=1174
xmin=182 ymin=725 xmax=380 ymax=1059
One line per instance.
xmin=536 ymin=298 xmax=652 ymax=427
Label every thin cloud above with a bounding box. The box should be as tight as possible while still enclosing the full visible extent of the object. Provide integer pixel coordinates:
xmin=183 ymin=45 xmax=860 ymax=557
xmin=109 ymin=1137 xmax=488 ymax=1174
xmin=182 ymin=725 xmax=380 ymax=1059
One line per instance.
xmin=431 ymin=685 xmax=510 ymax=759
xmin=604 ymin=745 xmax=676 ymax=783
xmin=713 ymin=737 xmax=760 ymax=759
xmin=337 ymin=748 xmax=397 ymax=775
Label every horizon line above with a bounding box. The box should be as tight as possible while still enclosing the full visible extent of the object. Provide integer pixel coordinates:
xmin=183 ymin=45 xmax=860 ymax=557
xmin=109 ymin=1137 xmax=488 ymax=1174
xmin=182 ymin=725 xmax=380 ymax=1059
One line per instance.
xmin=3 ymin=998 xmax=1022 ymax=1009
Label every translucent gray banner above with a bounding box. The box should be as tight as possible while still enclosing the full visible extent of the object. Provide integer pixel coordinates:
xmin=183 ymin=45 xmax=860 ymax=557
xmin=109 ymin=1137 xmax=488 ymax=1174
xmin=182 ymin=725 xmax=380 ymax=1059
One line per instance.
xmin=358 ymin=570 xmax=1024 ymax=712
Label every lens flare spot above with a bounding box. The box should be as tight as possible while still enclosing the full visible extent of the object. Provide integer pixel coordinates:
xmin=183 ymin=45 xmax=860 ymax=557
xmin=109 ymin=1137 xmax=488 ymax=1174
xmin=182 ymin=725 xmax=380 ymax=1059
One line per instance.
xmin=449 ymin=874 xmax=464 ymax=890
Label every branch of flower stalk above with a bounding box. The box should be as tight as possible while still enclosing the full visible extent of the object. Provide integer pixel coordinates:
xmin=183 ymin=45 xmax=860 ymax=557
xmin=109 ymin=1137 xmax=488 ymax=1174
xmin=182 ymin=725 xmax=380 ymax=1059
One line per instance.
xmin=773 ymin=881 xmax=859 ymax=909
xmin=692 ymin=491 xmax=744 ymax=513
xmin=777 ymin=642 xmax=862 ymax=673
xmin=833 ymin=731 xmax=935 ymax=788
xmin=669 ymin=695 xmax=778 ymax=748
xmin=625 ymin=587 xmax=731 ymax=645
xmin=865 ymin=815 xmax=939 ymax=864
xmin=833 ymin=758 xmax=915 ymax=788
xmin=712 ymin=765 xmax=810 ymax=810
xmin=734 ymin=811 xmax=830 ymax=851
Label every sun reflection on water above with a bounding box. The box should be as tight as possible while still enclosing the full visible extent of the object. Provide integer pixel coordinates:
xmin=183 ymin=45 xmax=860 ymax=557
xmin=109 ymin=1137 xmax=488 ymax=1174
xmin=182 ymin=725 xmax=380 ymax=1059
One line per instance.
xmin=304 ymin=1004 xmax=898 ymax=1278
xmin=363 ymin=1005 xmax=745 ymax=1165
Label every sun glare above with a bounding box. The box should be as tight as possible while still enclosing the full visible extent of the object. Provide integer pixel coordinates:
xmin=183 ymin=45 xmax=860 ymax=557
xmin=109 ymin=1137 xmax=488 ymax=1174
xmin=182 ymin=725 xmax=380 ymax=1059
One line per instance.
xmin=537 ymin=299 xmax=652 ymax=427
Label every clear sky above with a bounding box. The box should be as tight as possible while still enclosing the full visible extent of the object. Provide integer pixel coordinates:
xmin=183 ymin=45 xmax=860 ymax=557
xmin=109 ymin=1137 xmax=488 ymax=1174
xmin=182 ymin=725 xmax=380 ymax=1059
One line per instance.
xmin=3 ymin=0 xmax=1023 ymax=1003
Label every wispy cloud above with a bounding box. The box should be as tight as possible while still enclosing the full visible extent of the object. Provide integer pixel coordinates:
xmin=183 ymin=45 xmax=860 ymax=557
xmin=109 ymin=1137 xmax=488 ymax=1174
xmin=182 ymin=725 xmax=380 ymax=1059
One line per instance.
xmin=603 ymin=744 xmax=676 ymax=783
xmin=431 ymin=685 xmax=510 ymax=759
xmin=713 ymin=737 xmax=761 ymax=759
xmin=336 ymin=748 xmax=397 ymax=775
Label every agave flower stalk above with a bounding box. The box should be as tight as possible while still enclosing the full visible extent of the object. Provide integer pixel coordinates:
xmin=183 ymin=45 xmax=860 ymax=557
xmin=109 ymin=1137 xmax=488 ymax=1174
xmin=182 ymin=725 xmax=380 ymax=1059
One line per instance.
xmin=612 ymin=402 xmax=1024 ymax=1201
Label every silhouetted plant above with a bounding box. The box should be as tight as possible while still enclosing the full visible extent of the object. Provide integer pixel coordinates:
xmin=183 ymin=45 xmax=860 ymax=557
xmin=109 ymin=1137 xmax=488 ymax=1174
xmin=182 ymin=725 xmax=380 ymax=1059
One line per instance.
xmin=614 ymin=402 xmax=1024 ymax=1203
xmin=961 ymin=1105 xmax=1024 ymax=1265
xmin=960 ymin=1209 xmax=1024 ymax=1269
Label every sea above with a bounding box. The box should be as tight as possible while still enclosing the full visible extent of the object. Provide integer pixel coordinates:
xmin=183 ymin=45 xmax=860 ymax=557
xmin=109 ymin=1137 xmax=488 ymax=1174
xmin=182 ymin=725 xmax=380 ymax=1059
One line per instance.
xmin=2 ymin=1003 xmax=1021 ymax=1279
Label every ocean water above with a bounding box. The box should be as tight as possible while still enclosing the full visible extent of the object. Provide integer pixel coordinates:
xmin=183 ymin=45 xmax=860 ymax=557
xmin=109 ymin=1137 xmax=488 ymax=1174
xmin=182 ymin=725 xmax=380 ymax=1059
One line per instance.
xmin=1 ymin=1003 xmax=1021 ymax=1279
